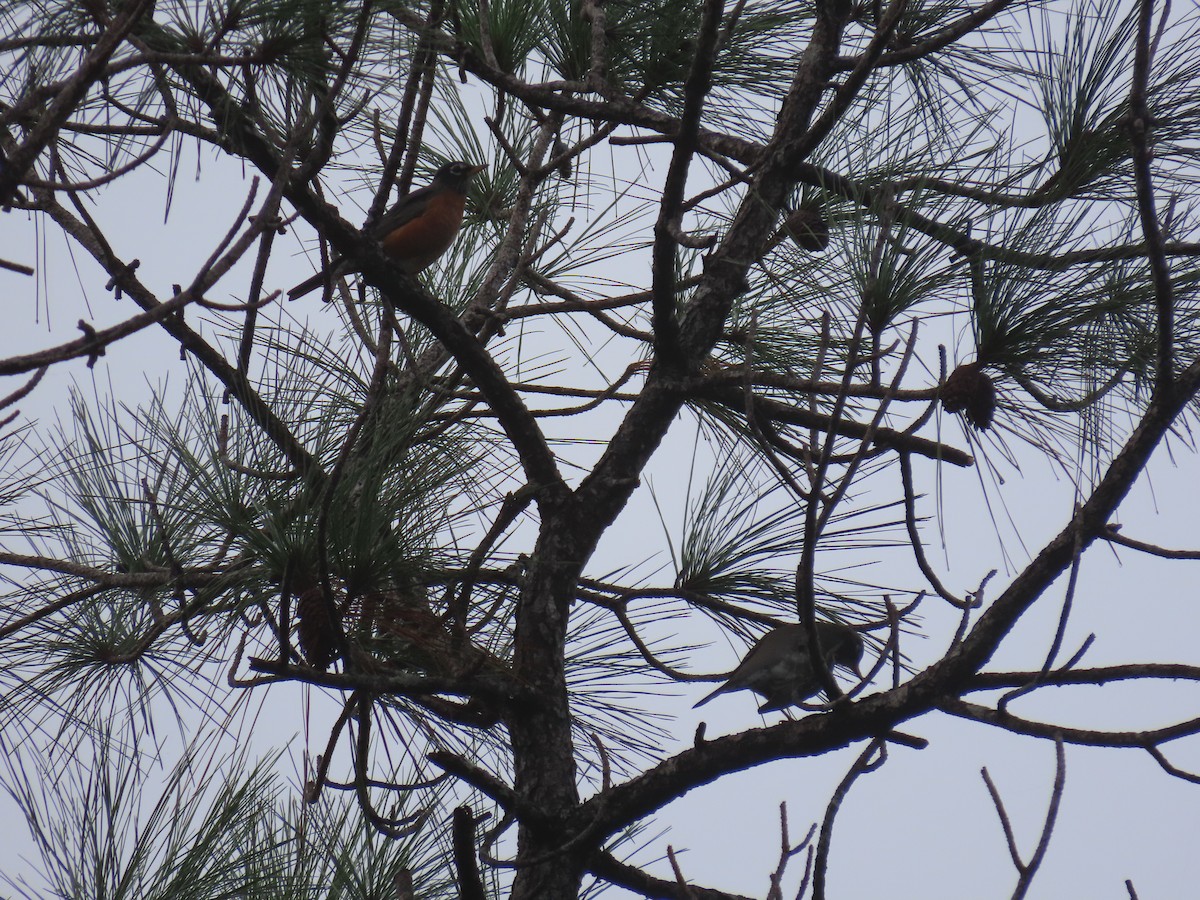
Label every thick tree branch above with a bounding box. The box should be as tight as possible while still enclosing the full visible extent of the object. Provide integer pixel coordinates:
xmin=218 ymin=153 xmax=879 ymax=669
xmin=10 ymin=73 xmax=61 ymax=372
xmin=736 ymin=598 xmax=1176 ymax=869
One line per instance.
xmin=651 ymin=0 xmax=725 ymax=364
xmin=942 ymin=698 xmax=1200 ymax=750
xmin=695 ymin=383 xmax=974 ymax=467
xmin=832 ymin=0 xmax=1017 ymax=72
xmin=588 ymin=851 xmax=755 ymax=900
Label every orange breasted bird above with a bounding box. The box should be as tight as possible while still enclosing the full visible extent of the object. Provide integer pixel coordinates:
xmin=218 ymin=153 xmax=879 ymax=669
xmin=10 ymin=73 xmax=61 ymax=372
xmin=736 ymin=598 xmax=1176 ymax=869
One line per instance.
xmin=694 ymin=621 xmax=863 ymax=713
xmin=289 ymin=160 xmax=485 ymax=300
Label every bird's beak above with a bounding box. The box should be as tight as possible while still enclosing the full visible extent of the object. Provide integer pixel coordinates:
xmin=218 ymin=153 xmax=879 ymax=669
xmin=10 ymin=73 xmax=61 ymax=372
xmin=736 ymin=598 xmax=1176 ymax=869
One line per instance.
xmin=837 ymin=656 xmax=863 ymax=678
xmin=467 ymin=164 xmax=486 ymax=177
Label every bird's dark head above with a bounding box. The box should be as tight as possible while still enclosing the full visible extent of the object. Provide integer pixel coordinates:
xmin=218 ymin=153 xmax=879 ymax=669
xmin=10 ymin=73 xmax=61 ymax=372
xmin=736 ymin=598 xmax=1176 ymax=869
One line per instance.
xmin=832 ymin=628 xmax=865 ymax=677
xmin=432 ymin=161 xmax=486 ymax=192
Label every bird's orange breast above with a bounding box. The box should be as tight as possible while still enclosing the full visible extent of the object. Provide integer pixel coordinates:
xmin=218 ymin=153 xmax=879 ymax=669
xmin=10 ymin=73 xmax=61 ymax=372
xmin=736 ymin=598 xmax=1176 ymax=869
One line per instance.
xmin=381 ymin=190 xmax=468 ymax=273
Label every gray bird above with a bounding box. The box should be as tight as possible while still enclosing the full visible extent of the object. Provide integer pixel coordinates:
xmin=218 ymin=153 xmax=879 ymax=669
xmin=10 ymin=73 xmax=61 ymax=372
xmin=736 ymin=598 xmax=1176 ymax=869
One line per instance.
xmin=693 ymin=621 xmax=864 ymax=713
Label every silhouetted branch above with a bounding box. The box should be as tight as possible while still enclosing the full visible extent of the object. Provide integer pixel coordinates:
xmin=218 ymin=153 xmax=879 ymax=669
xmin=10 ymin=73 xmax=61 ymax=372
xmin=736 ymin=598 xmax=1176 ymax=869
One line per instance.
xmin=765 ymin=804 xmax=815 ymax=900
xmin=980 ymin=735 xmax=1065 ymax=900
xmin=1129 ymin=0 xmax=1175 ymax=393
xmin=1102 ymin=524 xmax=1200 ymax=559
xmin=813 ymin=739 xmax=886 ymax=900
xmin=941 ymin=698 xmax=1200 ymax=750
xmin=666 ymin=845 xmax=699 ymax=900
xmin=453 ymin=805 xmax=487 ymax=900
xmin=588 ymin=851 xmax=754 ymax=900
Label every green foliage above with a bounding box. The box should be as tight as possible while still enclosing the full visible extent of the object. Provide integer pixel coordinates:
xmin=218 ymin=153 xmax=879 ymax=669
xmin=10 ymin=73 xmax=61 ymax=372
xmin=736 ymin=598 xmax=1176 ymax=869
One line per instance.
xmin=565 ymin=603 xmax=681 ymax=773
xmin=674 ymin=445 xmax=904 ymax=621
xmin=2 ymin=730 xmax=455 ymax=899
xmin=455 ymin=0 xmax=548 ymax=75
xmin=539 ymin=0 xmax=812 ymax=122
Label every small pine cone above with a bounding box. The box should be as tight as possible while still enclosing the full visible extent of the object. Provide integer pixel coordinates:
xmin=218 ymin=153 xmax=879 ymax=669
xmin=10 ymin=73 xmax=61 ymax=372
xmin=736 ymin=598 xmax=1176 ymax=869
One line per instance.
xmin=942 ymin=361 xmax=996 ymax=430
xmin=779 ymin=207 xmax=830 ymax=252
xmin=296 ymin=585 xmax=339 ymax=670
xmin=553 ymin=139 xmax=572 ymax=180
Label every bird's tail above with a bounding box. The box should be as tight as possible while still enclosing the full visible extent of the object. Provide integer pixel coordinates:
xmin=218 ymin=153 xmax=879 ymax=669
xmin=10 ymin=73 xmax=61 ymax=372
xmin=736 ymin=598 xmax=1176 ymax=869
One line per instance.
xmin=692 ymin=684 xmax=726 ymax=708
xmin=288 ymin=270 xmax=330 ymax=300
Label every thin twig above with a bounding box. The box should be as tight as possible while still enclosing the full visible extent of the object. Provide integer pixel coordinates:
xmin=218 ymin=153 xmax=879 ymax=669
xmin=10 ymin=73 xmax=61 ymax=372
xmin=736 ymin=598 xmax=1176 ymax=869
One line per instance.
xmin=1129 ymin=0 xmax=1175 ymax=394
xmin=667 ymin=846 xmax=700 ymax=900
xmin=1102 ymin=524 xmax=1200 ymax=559
xmin=765 ymin=803 xmax=816 ymax=900
xmin=982 ymin=735 xmax=1066 ymax=900
xmin=813 ymin=740 xmax=886 ymax=900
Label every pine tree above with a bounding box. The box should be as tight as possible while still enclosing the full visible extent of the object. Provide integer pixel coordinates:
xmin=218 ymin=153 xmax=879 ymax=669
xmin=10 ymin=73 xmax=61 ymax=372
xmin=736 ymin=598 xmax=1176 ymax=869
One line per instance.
xmin=2 ymin=1 xmax=1200 ymax=897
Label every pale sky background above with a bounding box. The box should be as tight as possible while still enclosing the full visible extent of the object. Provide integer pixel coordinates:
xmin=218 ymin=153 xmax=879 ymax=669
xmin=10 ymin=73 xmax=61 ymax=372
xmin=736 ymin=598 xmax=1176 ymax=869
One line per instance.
xmin=2 ymin=9 xmax=1200 ymax=897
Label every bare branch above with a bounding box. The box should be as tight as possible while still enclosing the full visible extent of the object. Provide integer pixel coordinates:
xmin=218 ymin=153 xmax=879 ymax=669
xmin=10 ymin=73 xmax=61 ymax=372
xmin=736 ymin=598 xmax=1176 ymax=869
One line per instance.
xmin=1128 ymin=0 xmax=1175 ymax=393
xmin=813 ymin=740 xmax=886 ymax=900
xmin=765 ymin=803 xmax=815 ymax=900
xmin=667 ymin=846 xmax=700 ymax=900
xmin=982 ymin=736 xmax=1066 ymax=900
xmin=589 ymin=851 xmax=755 ymax=900
xmin=453 ymin=805 xmax=488 ymax=900
xmin=1102 ymin=524 xmax=1200 ymax=559
xmin=942 ymin=698 xmax=1200 ymax=750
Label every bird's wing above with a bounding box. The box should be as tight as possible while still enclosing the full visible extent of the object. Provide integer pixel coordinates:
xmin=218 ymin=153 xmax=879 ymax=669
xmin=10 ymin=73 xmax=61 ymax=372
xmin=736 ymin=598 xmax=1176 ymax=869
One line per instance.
xmin=371 ymin=182 xmax=437 ymax=237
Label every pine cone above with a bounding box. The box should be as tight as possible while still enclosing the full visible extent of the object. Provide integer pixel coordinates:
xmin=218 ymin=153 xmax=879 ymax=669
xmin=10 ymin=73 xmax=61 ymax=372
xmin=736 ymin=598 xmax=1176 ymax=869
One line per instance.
xmin=295 ymin=584 xmax=339 ymax=670
xmin=778 ymin=207 xmax=830 ymax=252
xmin=941 ymin=361 xmax=996 ymax=430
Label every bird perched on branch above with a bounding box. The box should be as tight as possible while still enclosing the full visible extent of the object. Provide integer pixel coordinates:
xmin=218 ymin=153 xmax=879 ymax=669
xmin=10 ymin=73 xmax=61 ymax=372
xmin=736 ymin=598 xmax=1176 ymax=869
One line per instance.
xmin=694 ymin=621 xmax=863 ymax=712
xmin=764 ymin=205 xmax=831 ymax=254
xmin=288 ymin=160 xmax=485 ymax=300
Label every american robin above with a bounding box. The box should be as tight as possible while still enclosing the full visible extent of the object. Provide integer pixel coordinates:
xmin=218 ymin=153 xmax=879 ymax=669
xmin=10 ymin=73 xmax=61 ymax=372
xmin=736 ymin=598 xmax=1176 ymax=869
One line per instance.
xmin=693 ymin=621 xmax=863 ymax=712
xmin=288 ymin=160 xmax=485 ymax=300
